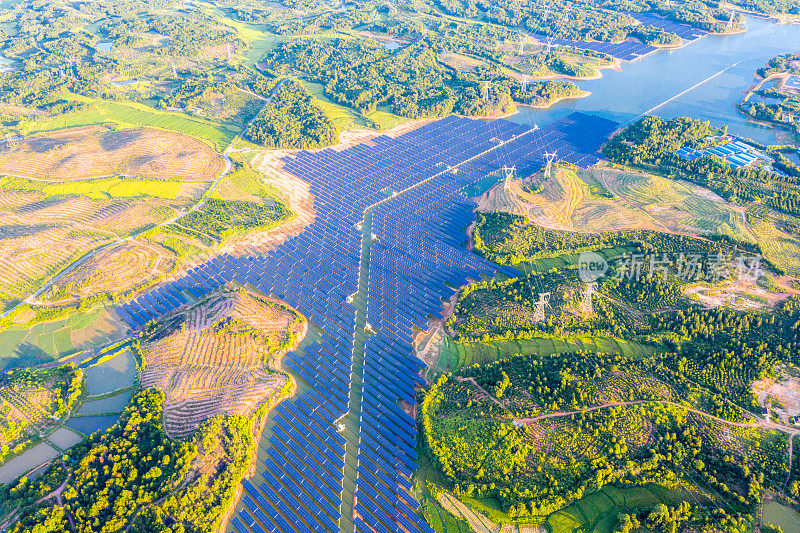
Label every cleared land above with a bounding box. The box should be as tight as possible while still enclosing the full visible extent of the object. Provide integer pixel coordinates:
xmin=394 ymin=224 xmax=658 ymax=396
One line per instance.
xmin=38 ymin=240 xmax=176 ymax=304
xmin=0 ymin=126 xmax=225 ymax=182
xmin=477 ymin=166 xmax=751 ymax=242
xmin=139 ymin=290 xmax=306 ymax=438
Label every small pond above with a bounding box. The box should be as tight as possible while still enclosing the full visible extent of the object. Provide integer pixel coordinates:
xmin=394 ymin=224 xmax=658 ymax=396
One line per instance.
xmin=83 ymin=349 xmax=136 ymax=396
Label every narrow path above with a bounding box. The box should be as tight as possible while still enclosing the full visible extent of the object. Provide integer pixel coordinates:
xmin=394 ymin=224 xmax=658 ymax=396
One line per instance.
xmin=512 ymin=399 xmax=800 ymax=437
xmin=454 ymin=376 xmax=512 ymax=416
xmin=339 ymin=211 xmax=374 ymax=533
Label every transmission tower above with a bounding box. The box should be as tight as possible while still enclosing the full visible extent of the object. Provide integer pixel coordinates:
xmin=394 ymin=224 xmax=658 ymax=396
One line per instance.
xmin=522 ymin=75 xmax=528 ymax=93
xmin=502 ymin=166 xmax=516 ymax=193
xmin=481 ymin=81 xmax=490 ymax=102
xmin=727 ymin=9 xmax=737 ymax=29
xmin=543 ymin=151 xmax=558 ymax=180
xmin=579 ymin=282 xmax=597 ymax=316
xmin=532 ymin=292 xmax=551 ymax=323
xmin=518 ymin=33 xmax=525 ymax=55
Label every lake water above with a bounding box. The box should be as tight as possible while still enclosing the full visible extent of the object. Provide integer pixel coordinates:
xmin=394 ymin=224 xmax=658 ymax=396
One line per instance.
xmin=510 ymin=16 xmax=800 ymax=145
xmin=77 ymin=389 xmax=133 ymax=414
xmin=66 ymin=414 xmax=119 ymax=436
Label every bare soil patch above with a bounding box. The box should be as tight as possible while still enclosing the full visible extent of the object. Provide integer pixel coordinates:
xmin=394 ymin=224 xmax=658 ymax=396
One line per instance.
xmin=753 ymin=375 xmax=800 ymax=423
xmin=0 ymin=126 xmax=225 ymax=181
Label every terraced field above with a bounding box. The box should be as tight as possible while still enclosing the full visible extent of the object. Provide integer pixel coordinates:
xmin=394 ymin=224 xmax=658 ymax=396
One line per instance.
xmin=139 ymin=290 xmax=305 ymax=438
xmin=39 ymin=240 xmax=176 ymax=304
xmin=0 ymin=189 xmax=196 ymax=311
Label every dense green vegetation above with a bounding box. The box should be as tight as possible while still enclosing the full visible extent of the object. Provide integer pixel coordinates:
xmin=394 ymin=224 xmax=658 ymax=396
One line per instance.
xmin=426 ymin=184 xmax=800 ymax=526
xmin=422 ymin=346 xmax=787 ymax=525
xmin=244 ymin=79 xmax=339 ymax=148
xmin=425 ymin=289 xmax=800 ymax=524
xmin=177 ymin=197 xmax=293 ymax=240
xmin=2 ymin=389 xmax=255 ymax=533
xmin=426 ymin=0 xmax=743 ymax=39
xmin=757 ymin=53 xmax=800 ymax=78
xmin=261 ymin=38 xmax=580 ymax=119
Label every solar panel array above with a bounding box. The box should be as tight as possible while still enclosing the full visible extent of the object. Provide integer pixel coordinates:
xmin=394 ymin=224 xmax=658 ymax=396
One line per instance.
xmin=117 ymin=112 xmax=619 ymax=533
xmin=533 ymin=35 xmax=657 ymax=61
xmin=784 ymin=75 xmax=800 ymax=91
xmin=530 ymin=14 xmax=707 ymax=61
xmin=628 ymin=12 xmax=708 ymax=41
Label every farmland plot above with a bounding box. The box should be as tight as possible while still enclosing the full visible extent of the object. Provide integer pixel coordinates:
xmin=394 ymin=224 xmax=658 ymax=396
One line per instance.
xmin=0 ymin=126 xmax=225 ymax=182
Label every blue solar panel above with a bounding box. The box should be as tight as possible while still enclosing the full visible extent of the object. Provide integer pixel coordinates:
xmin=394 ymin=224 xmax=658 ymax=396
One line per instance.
xmin=116 ymin=112 xmax=618 ymax=533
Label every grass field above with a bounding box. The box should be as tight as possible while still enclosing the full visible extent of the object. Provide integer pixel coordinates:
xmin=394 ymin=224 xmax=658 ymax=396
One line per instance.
xmin=547 ymin=485 xmax=706 ymax=533
xmin=367 ymin=108 xmax=411 ymax=131
xmin=300 ymin=80 xmax=409 ymax=133
xmin=197 ymin=2 xmax=284 ymax=66
xmin=0 ymin=306 xmax=125 ymax=370
xmin=301 ymin=80 xmax=368 ymax=131
xmin=438 ymin=335 xmax=657 ymax=372
xmin=433 ymin=482 xmax=708 ymax=530
xmin=17 ymin=97 xmax=238 ymax=151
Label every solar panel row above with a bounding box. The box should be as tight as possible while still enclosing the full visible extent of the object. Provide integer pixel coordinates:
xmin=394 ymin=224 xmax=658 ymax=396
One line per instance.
xmin=117 ymin=112 xmax=619 ymax=533
xmin=529 ymin=15 xmax=707 ymax=61
xmin=532 ymin=34 xmax=657 ymax=61
xmin=628 ymin=12 xmax=708 ymax=41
